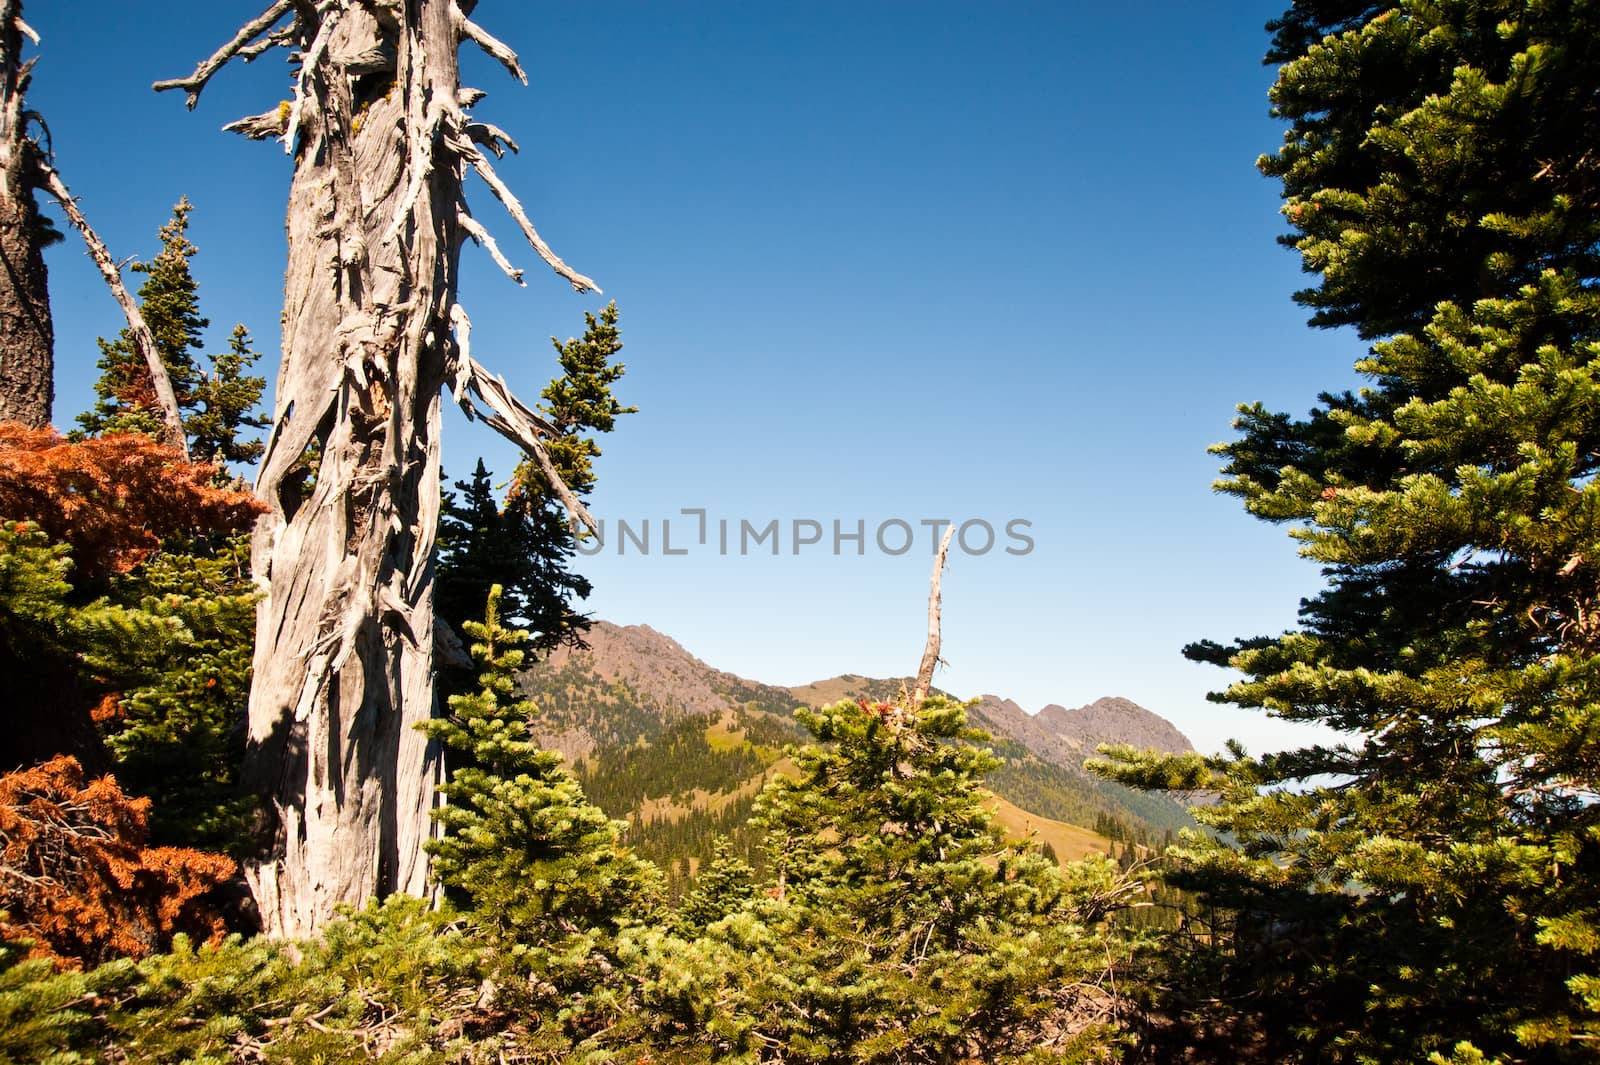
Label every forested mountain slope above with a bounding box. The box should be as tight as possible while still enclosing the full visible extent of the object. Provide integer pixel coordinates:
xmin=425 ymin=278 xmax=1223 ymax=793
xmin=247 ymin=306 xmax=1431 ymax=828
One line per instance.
xmin=518 ymin=621 xmax=1193 ymax=888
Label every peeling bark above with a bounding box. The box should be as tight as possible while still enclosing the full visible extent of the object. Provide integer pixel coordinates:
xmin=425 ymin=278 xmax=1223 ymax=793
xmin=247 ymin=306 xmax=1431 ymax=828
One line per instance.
xmin=161 ymin=0 xmax=599 ymax=936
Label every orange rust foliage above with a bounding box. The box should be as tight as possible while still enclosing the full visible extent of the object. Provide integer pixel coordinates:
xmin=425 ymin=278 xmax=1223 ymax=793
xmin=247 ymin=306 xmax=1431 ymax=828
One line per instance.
xmin=0 ymin=755 xmax=236 ymax=967
xmin=100 ymin=359 xmax=161 ymax=420
xmin=0 ymin=423 xmax=265 ymax=583
xmin=89 ymin=692 xmax=125 ymax=726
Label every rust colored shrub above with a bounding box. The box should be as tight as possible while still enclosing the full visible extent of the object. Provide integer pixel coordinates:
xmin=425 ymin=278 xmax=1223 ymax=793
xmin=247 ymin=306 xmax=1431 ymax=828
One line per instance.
xmin=0 ymin=755 xmax=235 ymax=966
xmin=0 ymin=423 xmax=263 ymax=584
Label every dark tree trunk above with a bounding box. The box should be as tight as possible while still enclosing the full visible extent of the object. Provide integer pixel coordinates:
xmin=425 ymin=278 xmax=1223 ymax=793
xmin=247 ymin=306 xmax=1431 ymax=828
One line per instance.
xmin=0 ymin=0 xmax=52 ymax=428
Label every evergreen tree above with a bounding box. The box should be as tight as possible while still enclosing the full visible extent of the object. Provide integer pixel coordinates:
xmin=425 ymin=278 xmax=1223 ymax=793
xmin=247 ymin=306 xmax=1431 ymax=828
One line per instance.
xmin=0 ymin=897 xmax=494 ymax=1064
xmin=0 ymin=429 xmax=263 ymax=784
xmin=100 ymin=535 xmax=260 ymax=854
xmin=0 ymin=941 xmax=129 ymax=1065
xmin=1095 ymin=2 xmax=1600 ymax=1060
xmin=437 ymin=303 xmax=633 ymax=653
xmin=674 ymin=837 xmax=755 ymax=936
xmin=435 ymin=458 xmax=593 ymax=653
xmin=526 ymin=301 xmax=634 ymax=500
xmin=186 ymin=324 xmax=268 ymax=473
xmin=0 ymin=754 xmax=235 ymax=967
xmin=74 ymin=202 xmax=266 ymax=476
xmin=617 ymin=695 xmax=1137 ymax=1062
xmin=419 ymin=586 xmax=657 ymax=962
xmin=76 ymin=200 xmax=206 ymax=441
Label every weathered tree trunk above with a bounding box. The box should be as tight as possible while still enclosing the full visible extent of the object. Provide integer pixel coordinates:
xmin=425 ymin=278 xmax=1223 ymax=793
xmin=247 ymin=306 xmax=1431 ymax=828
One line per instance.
xmin=0 ymin=0 xmax=52 ymax=427
xmin=160 ymin=0 xmax=600 ymax=936
xmin=242 ymin=3 xmax=454 ymax=936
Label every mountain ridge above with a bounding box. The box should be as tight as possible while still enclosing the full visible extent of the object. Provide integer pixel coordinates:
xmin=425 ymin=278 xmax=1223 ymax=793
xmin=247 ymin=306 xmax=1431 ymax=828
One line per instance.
xmin=524 ymin=619 xmax=1193 ymax=769
xmin=515 ymin=620 xmax=1196 ymax=889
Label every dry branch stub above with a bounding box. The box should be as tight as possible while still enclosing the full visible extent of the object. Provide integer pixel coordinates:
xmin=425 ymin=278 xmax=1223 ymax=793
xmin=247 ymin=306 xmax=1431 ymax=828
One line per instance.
xmin=912 ymin=523 xmax=955 ymax=710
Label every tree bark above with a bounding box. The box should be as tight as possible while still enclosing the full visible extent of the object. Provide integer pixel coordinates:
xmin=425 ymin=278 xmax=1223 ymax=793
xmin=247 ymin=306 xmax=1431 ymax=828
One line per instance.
xmin=238 ymin=2 xmax=454 ymax=937
xmin=0 ymin=0 xmax=52 ymax=428
xmin=156 ymin=0 xmax=599 ymax=936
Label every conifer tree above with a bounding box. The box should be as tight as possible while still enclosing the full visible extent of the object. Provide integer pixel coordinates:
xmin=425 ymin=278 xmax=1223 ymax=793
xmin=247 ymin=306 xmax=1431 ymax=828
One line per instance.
xmin=1095 ymin=2 xmax=1600 ymax=1060
xmin=435 ymin=457 xmax=593 ymax=653
xmin=674 ymin=837 xmax=754 ymax=936
xmin=754 ymin=696 xmax=1130 ymax=1061
xmin=100 ymin=535 xmax=260 ymax=853
xmin=0 ymin=754 xmax=234 ymax=966
xmin=74 ymin=202 xmax=266 ymax=475
xmin=0 ymin=430 xmax=262 ymax=778
xmin=76 ymin=201 xmax=206 ymax=442
xmin=437 ymin=304 xmax=632 ymax=653
xmin=186 ymin=324 xmax=268 ymax=473
xmin=0 ymin=425 xmax=261 ymax=588
xmin=615 ymin=695 xmax=1135 ymax=1062
xmin=420 ymin=585 xmax=656 ymax=959
xmin=522 ymin=302 xmax=634 ymax=505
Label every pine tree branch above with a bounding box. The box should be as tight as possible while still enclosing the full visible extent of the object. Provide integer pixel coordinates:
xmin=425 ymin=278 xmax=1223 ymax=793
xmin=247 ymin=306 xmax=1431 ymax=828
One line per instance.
xmin=151 ymin=0 xmax=296 ymax=110
xmin=912 ymin=523 xmax=955 ymax=710
xmin=39 ymin=163 xmax=188 ymax=458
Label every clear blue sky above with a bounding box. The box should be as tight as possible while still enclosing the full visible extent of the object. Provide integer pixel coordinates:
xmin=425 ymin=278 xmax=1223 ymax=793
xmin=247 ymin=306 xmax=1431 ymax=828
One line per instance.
xmin=34 ymin=2 xmax=1365 ymax=756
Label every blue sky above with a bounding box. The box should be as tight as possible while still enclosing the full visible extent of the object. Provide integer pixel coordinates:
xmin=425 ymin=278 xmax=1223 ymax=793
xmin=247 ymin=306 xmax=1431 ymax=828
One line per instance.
xmin=33 ymin=2 xmax=1367 ymax=755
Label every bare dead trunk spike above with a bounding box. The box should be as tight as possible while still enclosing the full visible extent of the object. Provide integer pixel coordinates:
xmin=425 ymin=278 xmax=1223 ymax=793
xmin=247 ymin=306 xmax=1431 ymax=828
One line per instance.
xmin=911 ymin=522 xmax=956 ymax=710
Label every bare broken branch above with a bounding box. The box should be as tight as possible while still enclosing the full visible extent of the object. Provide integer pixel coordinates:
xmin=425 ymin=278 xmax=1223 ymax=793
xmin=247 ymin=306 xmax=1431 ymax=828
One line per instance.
xmin=224 ymin=106 xmax=289 ymax=140
xmin=912 ymin=523 xmax=956 ymax=710
xmin=457 ymin=208 xmax=524 ymax=284
xmin=238 ymin=26 xmax=296 ymax=61
xmin=457 ymin=204 xmax=524 ymax=281
xmin=453 ymin=355 xmax=597 ymax=534
xmin=465 ymin=149 xmax=599 ymax=293
xmin=152 ymin=0 xmax=295 ymax=109
xmin=454 ymin=8 xmax=526 ymax=84
xmin=40 ymin=164 xmax=188 ymax=457
xmin=13 ymin=15 xmax=36 ymax=45
xmin=464 ymin=120 xmax=518 ymax=158
xmin=447 ymin=304 xmax=473 ymax=400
